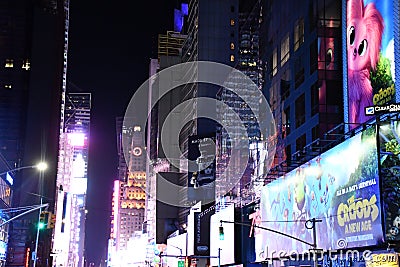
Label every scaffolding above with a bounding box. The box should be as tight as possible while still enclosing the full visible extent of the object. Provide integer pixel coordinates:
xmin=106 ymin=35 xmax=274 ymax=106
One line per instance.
xmin=158 ymin=31 xmax=187 ymax=63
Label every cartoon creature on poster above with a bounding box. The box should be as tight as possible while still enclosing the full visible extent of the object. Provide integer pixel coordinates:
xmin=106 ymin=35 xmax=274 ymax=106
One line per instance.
xmin=347 ymin=0 xmax=384 ymax=127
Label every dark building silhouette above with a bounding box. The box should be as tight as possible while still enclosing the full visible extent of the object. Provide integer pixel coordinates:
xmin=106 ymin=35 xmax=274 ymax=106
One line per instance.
xmin=3 ymin=0 xmax=69 ymax=266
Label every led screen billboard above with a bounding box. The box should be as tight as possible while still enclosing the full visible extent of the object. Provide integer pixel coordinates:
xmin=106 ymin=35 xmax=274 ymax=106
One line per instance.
xmin=188 ymin=135 xmax=216 ymax=202
xmin=378 ymin=121 xmax=400 ymax=242
xmin=346 ymin=0 xmax=396 ymax=128
xmin=255 ymin=128 xmax=383 ymax=262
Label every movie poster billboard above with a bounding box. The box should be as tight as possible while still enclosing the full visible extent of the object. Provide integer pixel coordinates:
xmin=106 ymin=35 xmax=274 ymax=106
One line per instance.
xmin=378 ymin=121 xmax=400 ymax=241
xmin=255 ymin=128 xmax=383 ymax=262
xmin=346 ymin=0 xmax=396 ymax=128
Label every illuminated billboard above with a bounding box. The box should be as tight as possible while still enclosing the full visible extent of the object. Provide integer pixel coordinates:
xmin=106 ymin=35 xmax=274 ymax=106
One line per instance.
xmin=188 ymin=135 xmax=216 ymax=202
xmin=378 ymin=121 xmax=400 ymax=242
xmin=255 ymin=128 xmax=383 ymax=262
xmin=346 ymin=0 xmax=396 ymax=128
xmin=210 ymin=204 xmax=235 ymax=266
xmin=249 ymin=141 xmax=269 ymax=197
xmin=68 ymin=132 xmax=86 ymax=147
xmin=365 ymin=253 xmax=399 ymax=267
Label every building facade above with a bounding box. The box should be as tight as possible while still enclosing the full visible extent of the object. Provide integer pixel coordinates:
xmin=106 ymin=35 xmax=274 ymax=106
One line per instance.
xmin=108 ymin=121 xmax=147 ymax=266
xmin=52 ymin=92 xmax=91 ymax=267
xmin=4 ymin=0 xmax=69 ymax=266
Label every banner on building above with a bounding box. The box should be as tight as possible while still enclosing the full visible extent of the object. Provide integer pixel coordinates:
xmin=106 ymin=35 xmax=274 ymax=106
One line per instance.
xmin=255 ymin=128 xmax=384 ymax=262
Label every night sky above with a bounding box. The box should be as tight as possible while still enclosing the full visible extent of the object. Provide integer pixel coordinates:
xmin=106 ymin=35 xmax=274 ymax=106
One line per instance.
xmin=68 ymin=1 xmax=178 ymax=265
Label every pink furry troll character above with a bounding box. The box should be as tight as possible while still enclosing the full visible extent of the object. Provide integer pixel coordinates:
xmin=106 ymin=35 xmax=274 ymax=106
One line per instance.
xmin=347 ymin=0 xmax=384 ymax=128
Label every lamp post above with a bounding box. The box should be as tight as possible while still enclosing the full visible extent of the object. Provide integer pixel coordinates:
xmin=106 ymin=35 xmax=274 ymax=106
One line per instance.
xmin=0 ymin=162 xmax=48 ymax=177
xmin=0 ymin=162 xmax=48 ymax=267
xmin=4 ymin=162 xmax=50 ymax=267
xmin=220 ymin=218 xmax=322 ymax=267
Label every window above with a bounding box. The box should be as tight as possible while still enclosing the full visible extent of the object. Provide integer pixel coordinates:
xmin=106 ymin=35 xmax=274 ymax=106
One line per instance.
xmin=318 ymin=36 xmax=338 ymax=71
xmin=285 ymin=145 xmax=292 ymax=162
xmin=230 ymin=42 xmax=235 ymax=50
xmin=4 ymin=84 xmax=12 ymax=89
xmin=295 ymin=93 xmax=305 ymax=127
xmin=272 ymin=48 xmax=277 ymax=76
xmin=230 ymin=55 xmax=235 ymax=62
xmin=294 ymin=18 xmax=304 ymax=51
xmin=281 ymin=79 xmax=290 ymax=101
xmin=311 ymin=82 xmax=319 ymax=116
xmin=310 ymin=39 xmax=318 ymax=74
xmin=294 ymin=53 xmax=304 ymax=88
xmin=284 ymin=106 xmax=291 ymax=135
xmin=5 ymin=59 xmax=13 ymax=68
xmin=22 ymin=59 xmax=30 ymax=70
xmin=296 ymin=134 xmax=306 ymax=153
xmin=280 ymin=34 xmax=290 ymax=66
xmin=312 ymin=125 xmax=320 ymax=141
xmin=308 ymin=1 xmax=317 ymax=31
xmin=230 ymin=19 xmax=235 ymax=26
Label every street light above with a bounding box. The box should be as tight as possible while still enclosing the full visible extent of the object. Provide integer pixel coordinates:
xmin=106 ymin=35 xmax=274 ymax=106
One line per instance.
xmin=220 ymin=218 xmax=322 ymax=267
xmin=17 ymin=162 xmax=48 ymax=267
xmin=0 ymin=162 xmax=48 ymax=267
xmin=0 ymin=161 xmax=48 ymax=177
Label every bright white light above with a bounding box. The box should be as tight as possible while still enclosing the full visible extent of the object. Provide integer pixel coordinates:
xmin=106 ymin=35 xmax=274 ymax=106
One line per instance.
xmin=72 ymin=154 xmax=86 ymax=178
xmin=68 ymin=132 xmax=86 ymax=147
xmin=36 ymin=162 xmax=48 ymax=171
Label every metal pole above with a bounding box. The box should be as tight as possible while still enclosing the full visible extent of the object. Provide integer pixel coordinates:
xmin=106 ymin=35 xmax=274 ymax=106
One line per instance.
xmin=312 ymin=218 xmax=318 ymax=267
xmin=33 ymin=196 xmax=42 ymax=267
xmin=218 ymin=248 xmax=221 ymax=267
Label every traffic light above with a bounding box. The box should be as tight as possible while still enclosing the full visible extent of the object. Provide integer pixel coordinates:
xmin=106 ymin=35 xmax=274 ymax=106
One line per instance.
xmin=38 ymin=211 xmax=48 ymax=230
xmin=47 ymin=212 xmax=56 ymax=229
xmin=219 ymin=223 xmax=224 ymax=240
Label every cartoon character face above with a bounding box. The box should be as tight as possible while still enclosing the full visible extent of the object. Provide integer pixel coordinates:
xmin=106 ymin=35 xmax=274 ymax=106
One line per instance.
xmin=347 ymin=0 xmax=384 ymax=71
xmin=389 ymin=226 xmax=399 ymax=236
xmin=347 ymin=20 xmax=369 ymax=70
xmin=393 ymin=215 xmax=400 ymax=229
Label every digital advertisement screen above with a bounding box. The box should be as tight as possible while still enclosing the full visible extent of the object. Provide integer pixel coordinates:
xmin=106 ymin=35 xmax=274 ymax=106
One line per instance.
xmin=188 ymin=135 xmax=216 ymax=202
xmin=346 ymin=0 xmax=396 ymax=127
xmin=378 ymin=121 xmax=400 ymax=242
xmin=255 ymin=128 xmax=383 ymax=262
xmin=249 ymin=141 xmax=269 ymax=197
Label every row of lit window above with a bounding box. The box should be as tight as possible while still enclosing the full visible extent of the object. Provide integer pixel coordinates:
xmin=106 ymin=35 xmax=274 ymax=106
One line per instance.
xmin=272 ymin=19 xmax=305 ymax=76
xmin=4 ymin=59 xmax=31 ymax=70
xmin=230 ymin=17 xmax=236 ymax=62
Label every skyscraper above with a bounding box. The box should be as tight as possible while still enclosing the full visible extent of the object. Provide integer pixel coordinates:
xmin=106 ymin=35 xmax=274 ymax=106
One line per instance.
xmin=0 ymin=1 xmax=33 ymax=265
xmin=5 ymin=0 xmax=70 ymax=266
xmin=262 ymin=0 xmax=343 ymax=179
xmin=179 ymin=0 xmax=239 ymax=224
xmin=52 ymin=92 xmax=91 ymax=267
xmin=216 ymin=0 xmax=265 ymax=206
xmin=108 ymin=120 xmax=147 ymax=265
